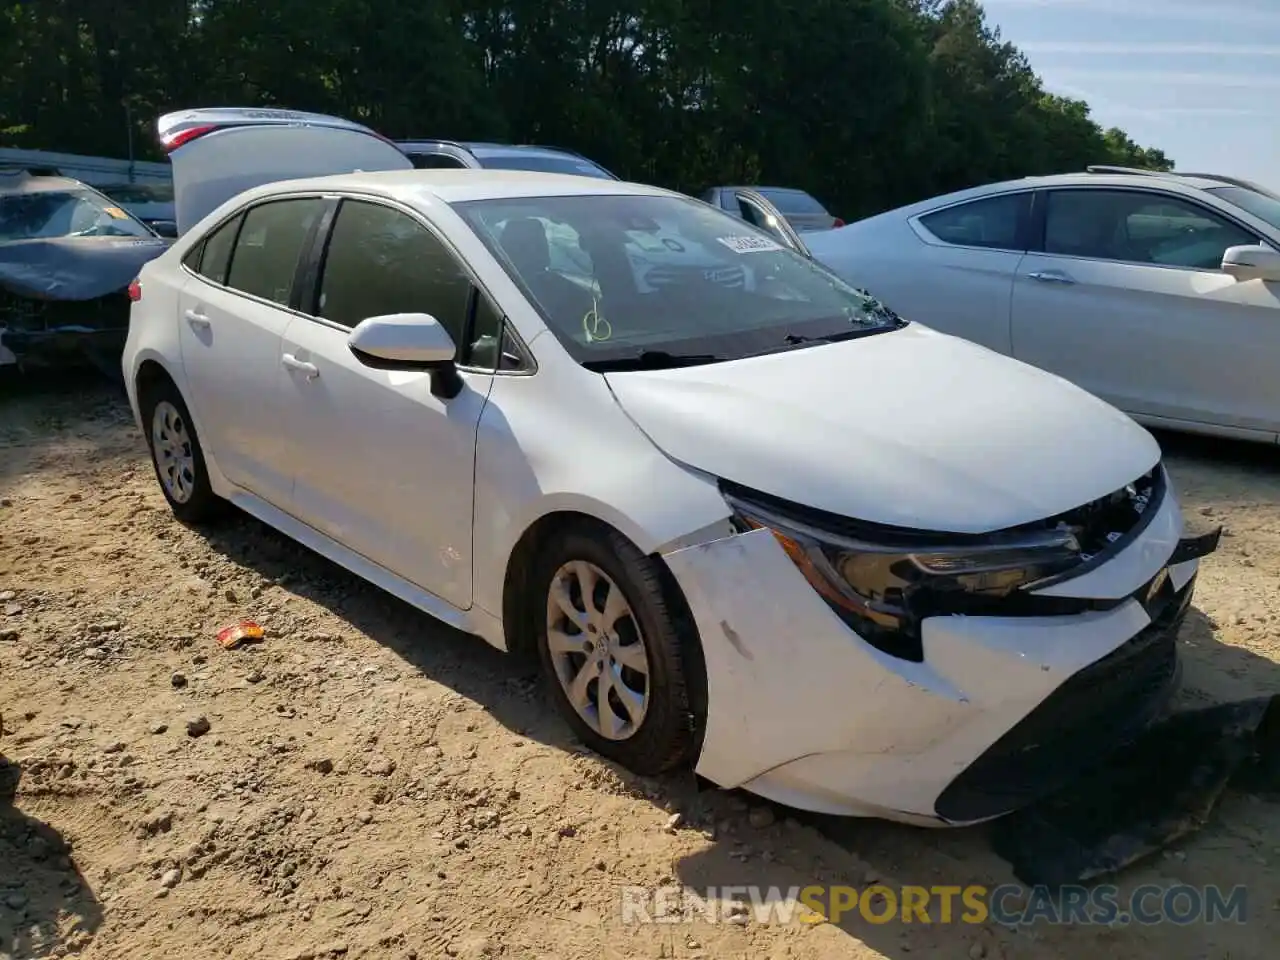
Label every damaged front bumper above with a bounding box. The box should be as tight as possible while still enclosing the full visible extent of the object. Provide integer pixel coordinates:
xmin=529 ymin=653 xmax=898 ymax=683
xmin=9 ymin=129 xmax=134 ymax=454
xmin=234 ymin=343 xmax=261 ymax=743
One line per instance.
xmin=662 ymin=479 xmax=1222 ymax=825
xmin=0 ymin=288 xmax=130 ymax=373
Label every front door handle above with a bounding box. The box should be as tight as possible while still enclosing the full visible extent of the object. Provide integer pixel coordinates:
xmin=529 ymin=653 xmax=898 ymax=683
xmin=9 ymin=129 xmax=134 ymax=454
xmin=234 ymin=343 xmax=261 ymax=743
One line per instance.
xmin=184 ymin=308 xmax=211 ymax=329
xmin=1026 ymin=271 xmax=1076 ymax=285
xmin=281 ymin=353 xmax=319 ymax=380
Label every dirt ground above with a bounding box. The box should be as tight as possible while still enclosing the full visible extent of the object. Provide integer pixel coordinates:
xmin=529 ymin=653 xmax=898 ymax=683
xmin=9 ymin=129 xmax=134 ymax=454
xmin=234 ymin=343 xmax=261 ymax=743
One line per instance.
xmin=2 ymin=378 xmax=1279 ymax=960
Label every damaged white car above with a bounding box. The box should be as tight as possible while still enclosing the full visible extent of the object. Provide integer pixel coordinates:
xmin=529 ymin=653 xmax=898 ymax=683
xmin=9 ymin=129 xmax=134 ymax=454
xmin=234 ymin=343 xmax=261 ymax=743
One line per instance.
xmin=123 ymin=109 xmax=1220 ymax=825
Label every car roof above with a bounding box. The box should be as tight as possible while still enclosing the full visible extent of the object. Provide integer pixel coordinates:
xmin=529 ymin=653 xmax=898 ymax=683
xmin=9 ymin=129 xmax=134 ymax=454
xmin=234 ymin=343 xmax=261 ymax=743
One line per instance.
xmin=398 ymin=139 xmax=587 ymax=159
xmin=867 ymin=170 xmax=1269 ymax=224
xmin=228 ymin=168 xmax=673 ymax=206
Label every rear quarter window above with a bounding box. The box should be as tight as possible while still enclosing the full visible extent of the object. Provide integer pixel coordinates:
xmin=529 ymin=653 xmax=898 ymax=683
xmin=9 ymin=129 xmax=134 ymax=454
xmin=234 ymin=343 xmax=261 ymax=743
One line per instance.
xmin=184 ymin=213 xmax=243 ymax=285
xmin=918 ymin=194 xmax=1028 ymax=250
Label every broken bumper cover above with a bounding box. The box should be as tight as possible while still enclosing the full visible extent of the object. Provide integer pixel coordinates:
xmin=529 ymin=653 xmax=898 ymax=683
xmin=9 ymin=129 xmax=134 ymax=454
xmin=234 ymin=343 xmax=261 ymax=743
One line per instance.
xmin=0 ymin=291 xmax=131 ymax=370
xmin=662 ymin=482 xmax=1220 ymax=826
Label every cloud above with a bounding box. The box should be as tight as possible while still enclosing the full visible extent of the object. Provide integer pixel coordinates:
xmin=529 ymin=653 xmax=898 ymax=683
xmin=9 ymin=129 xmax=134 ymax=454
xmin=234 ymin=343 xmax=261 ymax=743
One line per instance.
xmin=1019 ymin=42 xmax=1280 ymax=57
xmin=1042 ymin=80 xmax=1272 ymax=123
xmin=982 ymin=0 xmax=1280 ymax=27
xmin=1051 ymin=69 xmax=1280 ymax=89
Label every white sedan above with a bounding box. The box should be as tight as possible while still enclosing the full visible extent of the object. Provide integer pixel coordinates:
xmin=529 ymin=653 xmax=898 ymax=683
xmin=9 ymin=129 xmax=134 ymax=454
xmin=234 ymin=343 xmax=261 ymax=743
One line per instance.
xmin=123 ymin=110 xmax=1218 ymax=825
xmin=805 ymin=167 xmax=1280 ymax=444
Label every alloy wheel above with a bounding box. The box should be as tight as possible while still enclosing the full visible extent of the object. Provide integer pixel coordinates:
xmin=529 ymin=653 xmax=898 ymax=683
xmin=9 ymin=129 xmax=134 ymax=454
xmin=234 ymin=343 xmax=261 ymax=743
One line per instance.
xmin=151 ymin=400 xmax=197 ymax=504
xmin=545 ymin=560 xmax=651 ymax=740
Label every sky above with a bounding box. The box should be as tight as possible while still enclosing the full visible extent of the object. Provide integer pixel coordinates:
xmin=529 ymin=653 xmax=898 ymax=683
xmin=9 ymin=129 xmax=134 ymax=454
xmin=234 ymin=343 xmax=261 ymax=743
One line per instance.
xmin=980 ymin=0 xmax=1280 ymax=188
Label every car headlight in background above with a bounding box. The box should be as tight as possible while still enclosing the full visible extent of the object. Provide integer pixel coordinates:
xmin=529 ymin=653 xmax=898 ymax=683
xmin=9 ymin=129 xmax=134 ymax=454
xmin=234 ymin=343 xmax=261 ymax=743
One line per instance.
xmin=721 ymin=487 xmax=1089 ymax=662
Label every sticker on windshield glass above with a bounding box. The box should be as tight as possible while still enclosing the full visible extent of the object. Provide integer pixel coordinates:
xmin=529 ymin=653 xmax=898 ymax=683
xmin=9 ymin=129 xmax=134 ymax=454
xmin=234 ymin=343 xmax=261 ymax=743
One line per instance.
xmin=103 ymin=206 xmax=129 ymax=220
xmin=716 ymin=235 xmax=782 ymax=254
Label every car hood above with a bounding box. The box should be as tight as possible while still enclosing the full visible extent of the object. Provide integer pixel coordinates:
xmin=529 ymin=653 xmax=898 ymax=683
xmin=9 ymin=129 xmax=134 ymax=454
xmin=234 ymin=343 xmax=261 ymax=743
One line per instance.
xmin=0 ymin=235 xmax=170 ymax=301
xmin=603 ymin=324 xmax=1161 ymax=533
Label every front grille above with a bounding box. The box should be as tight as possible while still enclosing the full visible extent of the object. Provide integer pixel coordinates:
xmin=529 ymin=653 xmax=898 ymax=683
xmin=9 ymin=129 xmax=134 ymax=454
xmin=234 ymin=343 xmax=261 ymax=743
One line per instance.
xmin=933 ymin=575 xmax=1192 ymax=824
xmin=1052 ymin=466 xmax=1159 ymax=561
xmin=0 ymin=287 xmax=131 ymax=334
xmin=720 ymin=465 xmax=1162 ymax=555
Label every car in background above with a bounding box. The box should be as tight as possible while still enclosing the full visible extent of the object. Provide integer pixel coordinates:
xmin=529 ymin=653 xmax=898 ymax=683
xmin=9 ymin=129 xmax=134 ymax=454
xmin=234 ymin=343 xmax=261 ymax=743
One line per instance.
xmin=398 ymin=140 xmax=619 ymax=179
xmin=97 ymin=181 xmax=178 ymax=237
xmin=124 ymin=106 xmax=1220 ymax=827
xmin=703 ymin=186 xmax=843 ymax=233
xmin=806 ymin=166 xmax=1280 ymax=444
xmin=0 ymin=170 xmax=169 ymax=374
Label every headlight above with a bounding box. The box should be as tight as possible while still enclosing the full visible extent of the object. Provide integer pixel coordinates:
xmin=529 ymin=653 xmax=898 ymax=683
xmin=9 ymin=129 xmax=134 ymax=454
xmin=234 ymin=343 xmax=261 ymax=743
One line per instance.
xmin=723 ymin=489 xmax=1086 ymax=662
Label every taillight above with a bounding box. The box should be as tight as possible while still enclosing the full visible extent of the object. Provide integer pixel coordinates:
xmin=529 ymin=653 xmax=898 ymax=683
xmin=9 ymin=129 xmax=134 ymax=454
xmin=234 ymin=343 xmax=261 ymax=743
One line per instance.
xmin=127 ymin=278 xmax=142 ymax=302
xmin=832 ymin=217 xmax=846 ymax=228
xmin=161 ymin=124 xmax=218 ymax=153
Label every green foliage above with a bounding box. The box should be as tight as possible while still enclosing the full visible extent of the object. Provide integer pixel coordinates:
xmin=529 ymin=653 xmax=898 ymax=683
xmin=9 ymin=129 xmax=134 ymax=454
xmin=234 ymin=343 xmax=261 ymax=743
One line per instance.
xmin=0 ymin=0 xmax=1172 ymax=217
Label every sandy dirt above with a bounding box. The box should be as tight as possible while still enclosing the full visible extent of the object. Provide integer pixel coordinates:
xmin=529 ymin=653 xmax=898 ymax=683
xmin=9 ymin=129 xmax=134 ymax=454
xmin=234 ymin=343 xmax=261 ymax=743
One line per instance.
xmin=2 ymin=378 xmax=1279 ymax=960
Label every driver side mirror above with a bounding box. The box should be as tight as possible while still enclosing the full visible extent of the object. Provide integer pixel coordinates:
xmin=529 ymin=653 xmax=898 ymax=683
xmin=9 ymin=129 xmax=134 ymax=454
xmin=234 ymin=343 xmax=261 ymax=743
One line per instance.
xmin=347 ymin=312 xmax=463 ymax=399
xmin=150 ymin=220 xmax=179 ymax=239
xmin=1222 ymin=244 xmax=1280 ymax=283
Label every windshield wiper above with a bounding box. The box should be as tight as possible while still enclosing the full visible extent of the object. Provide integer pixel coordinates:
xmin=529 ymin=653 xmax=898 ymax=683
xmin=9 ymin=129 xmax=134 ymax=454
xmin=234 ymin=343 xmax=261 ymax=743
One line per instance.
xmin=583 ymin=350 xmax=725 ymax=372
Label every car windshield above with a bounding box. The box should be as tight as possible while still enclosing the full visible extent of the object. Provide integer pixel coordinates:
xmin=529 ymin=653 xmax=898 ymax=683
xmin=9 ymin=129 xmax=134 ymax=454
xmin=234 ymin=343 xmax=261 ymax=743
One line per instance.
xmin=0 ymin=188 xmax=155 ymax=241
xmin=1208 ymin=185 xmax=1280 ymax=233
xmin=476 ymin=154 xmax=616 ymax=179
xmin=453 ymin=193 xmax=902 ymax=368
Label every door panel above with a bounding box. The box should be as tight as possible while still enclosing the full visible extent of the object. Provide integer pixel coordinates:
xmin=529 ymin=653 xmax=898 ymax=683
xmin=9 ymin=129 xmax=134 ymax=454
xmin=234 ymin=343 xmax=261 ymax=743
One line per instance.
xmin=1011 ymin=188 xmax=1280 ymax=433
xmin=177 ymin=279 xmax=295 ymax=502
xmin=1012 ymin=255 xmax=1280 ymax=431
xmin=175 ymin=201 xmax=330 ymax=505
xmin=278 ymin=317 xmax=492 ymax=607
xmin=277 ymin=196 xmax=495 ymax=608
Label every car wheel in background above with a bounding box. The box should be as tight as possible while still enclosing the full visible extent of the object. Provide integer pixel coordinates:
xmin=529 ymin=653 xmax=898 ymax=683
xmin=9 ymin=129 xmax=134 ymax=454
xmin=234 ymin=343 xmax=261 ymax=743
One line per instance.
xmin=140 ymin=378 xmax=224 ymax=524
xmin=534 ymin=523 xmax=704 ymax=775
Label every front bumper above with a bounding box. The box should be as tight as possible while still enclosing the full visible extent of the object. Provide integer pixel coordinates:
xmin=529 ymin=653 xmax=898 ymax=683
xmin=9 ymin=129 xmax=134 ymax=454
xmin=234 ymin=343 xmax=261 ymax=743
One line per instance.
xmin=662 ymin=479 xmax=1216 ymax=825
xmin=0 ymin=289 xmax=130 ymax=372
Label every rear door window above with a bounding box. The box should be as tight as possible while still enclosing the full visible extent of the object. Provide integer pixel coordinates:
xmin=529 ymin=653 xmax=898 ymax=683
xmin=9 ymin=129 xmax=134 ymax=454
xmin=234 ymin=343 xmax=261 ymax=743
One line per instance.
xmin=225 ymin=198 xmax=326 ymax=305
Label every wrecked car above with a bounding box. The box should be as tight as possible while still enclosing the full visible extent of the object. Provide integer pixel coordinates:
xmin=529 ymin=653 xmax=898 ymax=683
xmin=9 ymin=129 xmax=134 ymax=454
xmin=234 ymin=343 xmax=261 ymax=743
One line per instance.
xmin=125 ymin=108 xmax=1220 ymax=828
xmin=0 ymin=170 xmax=169 ymax=375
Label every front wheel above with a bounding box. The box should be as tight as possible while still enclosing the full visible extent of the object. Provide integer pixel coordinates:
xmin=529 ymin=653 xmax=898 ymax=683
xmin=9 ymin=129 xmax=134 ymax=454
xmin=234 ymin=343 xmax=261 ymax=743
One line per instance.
xmin=534 ymin=524 xmax=703 ymax=776
xmin=140 ymin=378 xmax=225 ymax=525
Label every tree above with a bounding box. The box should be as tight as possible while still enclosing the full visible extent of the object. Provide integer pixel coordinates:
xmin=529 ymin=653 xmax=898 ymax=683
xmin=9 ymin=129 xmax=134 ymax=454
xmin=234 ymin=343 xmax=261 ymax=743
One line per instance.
xmin=0 ymin=0 xmax=1173 ymax=218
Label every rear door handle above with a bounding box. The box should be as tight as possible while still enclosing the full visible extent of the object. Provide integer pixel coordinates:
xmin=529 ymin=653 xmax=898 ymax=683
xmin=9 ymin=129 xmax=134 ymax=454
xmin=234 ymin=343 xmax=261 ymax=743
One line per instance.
xmin=184 ymin=308 xmax=211 ymax=329
xmin=1026 ymin=271 xmax=1076 ymax=285
xmin=281 ymin=353 xmax=319 ymax=379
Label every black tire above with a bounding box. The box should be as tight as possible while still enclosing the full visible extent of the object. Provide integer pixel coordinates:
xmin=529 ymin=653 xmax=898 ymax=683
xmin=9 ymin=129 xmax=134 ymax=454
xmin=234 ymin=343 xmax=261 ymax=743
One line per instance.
xmin=139 ymin=376 xmax=225 ymax=525
xmin=533 ymin=523 xmax=704 ymax=776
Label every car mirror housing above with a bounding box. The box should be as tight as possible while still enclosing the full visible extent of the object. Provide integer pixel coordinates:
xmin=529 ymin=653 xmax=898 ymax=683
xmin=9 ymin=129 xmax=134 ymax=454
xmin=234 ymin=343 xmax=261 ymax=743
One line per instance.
xmin=347 ymin=312 xmax=463 ymax=399
xmin=1221 ymin=244 xmax=1280 ymax=283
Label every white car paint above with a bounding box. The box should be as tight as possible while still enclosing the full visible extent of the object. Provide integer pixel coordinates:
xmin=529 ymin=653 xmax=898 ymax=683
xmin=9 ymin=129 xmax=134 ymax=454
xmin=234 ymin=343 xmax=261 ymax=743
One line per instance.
xmin=806 ymin=171 xmax=1280 ymax=443
xmin=604 ymin=322 xmax=1159 ymax=532
xmin=123 ymin=113 xmax=1208 ymax=825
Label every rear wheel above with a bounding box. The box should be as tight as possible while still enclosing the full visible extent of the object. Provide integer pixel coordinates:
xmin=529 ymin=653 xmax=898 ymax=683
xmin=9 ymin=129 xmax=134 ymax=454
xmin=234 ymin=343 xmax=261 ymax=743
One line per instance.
xmin=534 ymin=524 xmax=703 ymax=775
xmin=140 ymin=377 xmax=224 ymax=524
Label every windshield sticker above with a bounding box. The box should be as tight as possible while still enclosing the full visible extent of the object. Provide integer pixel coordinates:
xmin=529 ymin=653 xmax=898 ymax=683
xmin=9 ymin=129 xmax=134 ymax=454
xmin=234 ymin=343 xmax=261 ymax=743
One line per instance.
xmin=717 ymin=235 xmax=782 ymax=254
xmin=102 ymin=206 xmax=130 ymax=220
